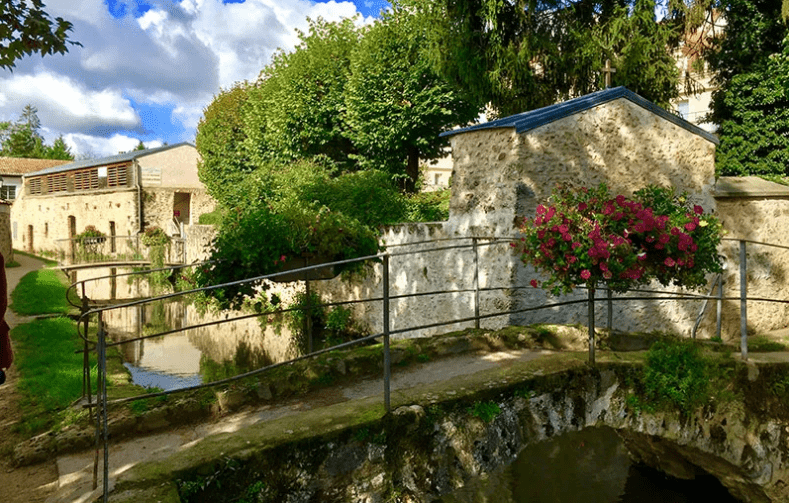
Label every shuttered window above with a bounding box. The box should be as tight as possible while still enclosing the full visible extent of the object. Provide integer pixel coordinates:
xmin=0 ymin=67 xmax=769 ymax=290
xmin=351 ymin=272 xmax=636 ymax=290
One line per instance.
xmin=74 ymin=168 xmax=99 ymax=190
xmin=47 ymin=173 xmax=68 ymax=192
xmin=107 ymin=165 xmax=127 ymax=187
xmin=28 ymin=177 xmax=43 ymax=195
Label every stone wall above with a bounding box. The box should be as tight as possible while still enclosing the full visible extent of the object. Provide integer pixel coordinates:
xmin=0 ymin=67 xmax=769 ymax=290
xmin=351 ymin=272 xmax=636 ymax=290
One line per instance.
xmin=707 ymin=178 xmax=789 ymax=337
xmin=141 ymin=188 xmax=215 ymax=233
xmin=11 ymin=189 xmax=140 ymax=255
xmin=450 ymin=99 xmax=717 ymax=235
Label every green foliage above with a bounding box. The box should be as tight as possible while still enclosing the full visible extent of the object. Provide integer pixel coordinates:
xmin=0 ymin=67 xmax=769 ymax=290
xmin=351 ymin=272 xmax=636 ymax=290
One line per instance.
xmin=141 ymin=226 xmax=170 ymax=248
xmin=715 ymin=37 xmax=789 ymax=176
xmin=706 ymin=0 xmax=788 ymax=126
xmin=196 ymin=83 xmax=254 ymax=206
xmin=243 ymin=18 xmax=360 ymax=169
xmin=197 ymin=210 xmax=223 ymax=225
xmin=396 ymin=0 xmax=682 ymax=117
xmin=515 ymin=184 xmax=724 ymax=296
xmin=10 ymin=268 xmax=77 ymax=315
xmin=468 ymin=400 xmax=501 ymax=422
xmin=0 ymin=105 xmax=74 ymax=159
xmin=0 ymin=1 xmax=78 ymax=69
xmin=640 ymin=340 xmax=712 ymax=413
xmin=344 ymin=8 xmax=480 ymax=191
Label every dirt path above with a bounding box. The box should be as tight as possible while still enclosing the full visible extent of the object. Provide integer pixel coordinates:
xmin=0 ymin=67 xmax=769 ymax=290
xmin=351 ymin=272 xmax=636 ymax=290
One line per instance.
xmin=0 ymin=254 xmax=59 ymax=503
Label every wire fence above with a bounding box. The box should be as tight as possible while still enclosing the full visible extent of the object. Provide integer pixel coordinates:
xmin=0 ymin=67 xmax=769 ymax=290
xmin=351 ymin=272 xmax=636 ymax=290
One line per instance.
xmin=69 ymin=235 xmax=789 ymax=502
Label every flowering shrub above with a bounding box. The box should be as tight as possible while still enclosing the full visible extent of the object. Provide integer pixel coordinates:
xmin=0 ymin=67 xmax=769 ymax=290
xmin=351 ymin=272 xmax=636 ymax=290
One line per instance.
xmin=141 ymin=226 xmax=170 ymax=248
xmin=514 ymin=184 xmax=724 ymax=296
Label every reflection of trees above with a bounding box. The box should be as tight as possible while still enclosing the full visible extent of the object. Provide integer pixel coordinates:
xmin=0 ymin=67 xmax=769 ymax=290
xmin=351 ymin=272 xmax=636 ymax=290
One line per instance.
xmin=199 ymin=340 xmax=275 ymax=382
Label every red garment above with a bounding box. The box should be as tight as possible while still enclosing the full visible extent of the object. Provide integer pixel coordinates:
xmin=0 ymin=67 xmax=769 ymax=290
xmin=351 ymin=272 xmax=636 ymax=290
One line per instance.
xmin=0 ymin=251 xmax=11 ymax=370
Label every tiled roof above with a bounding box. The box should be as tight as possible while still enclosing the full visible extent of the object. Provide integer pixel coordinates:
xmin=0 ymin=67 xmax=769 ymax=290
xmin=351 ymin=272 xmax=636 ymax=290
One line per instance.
xmin=440 ymin=87 xmax=720 ymax=145
xmin=0 ymin=157 xmax=71 ymax=176
xmin=25 ymin=142 xmax=195 ymax=177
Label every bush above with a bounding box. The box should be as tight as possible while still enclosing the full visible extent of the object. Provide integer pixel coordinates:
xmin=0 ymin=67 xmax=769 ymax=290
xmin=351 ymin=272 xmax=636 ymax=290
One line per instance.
xmin=641 ymin=340 xmax=711 ymax=413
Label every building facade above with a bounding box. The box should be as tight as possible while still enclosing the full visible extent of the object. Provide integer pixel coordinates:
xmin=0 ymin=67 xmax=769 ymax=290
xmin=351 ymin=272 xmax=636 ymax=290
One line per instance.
xmin=11 ymin=143 xmax=215 ymax=260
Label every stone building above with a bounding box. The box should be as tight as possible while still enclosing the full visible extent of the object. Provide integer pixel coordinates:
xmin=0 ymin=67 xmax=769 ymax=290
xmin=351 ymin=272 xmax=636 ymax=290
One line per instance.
xmin=11 ymin=143 xmax=215 ymax=261
xmin=0 ymin=156 xmax=71 ymax=201
xmin=317 ymin=86 xmax=727 ymax=339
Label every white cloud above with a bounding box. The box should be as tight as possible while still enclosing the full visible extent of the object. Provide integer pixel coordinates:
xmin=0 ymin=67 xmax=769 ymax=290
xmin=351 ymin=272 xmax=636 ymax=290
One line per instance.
xmin=0 ymin=0 xmax=369 ymax=157
xmin=64 ymin=133 xmax=163 ymax=159
xmin=0 ymin=71 xmax=139 ymax=132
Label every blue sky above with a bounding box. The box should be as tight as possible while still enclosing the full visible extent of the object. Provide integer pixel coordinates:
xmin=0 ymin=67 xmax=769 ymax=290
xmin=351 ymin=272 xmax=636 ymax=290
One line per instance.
xmin=0 ymin=0 xmax=390 ymax=158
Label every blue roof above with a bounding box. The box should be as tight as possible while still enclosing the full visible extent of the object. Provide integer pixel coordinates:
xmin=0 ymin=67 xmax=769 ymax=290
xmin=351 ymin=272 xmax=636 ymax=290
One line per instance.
xmin=440 ymin=87 xmax=719 ymax=145
xmin=25 ymin=142 xmax=196 ymax=177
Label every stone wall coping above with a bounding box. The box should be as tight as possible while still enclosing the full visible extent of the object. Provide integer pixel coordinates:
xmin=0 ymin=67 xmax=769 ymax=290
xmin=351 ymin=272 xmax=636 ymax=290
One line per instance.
xmin=440 ymin=86 xmax=720 ymax=146
xmin=713 ymin=176 xmax=789 ymax=198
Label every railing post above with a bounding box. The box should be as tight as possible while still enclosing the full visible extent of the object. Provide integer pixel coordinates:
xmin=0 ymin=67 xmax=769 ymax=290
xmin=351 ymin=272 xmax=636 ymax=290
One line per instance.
xmin=92 ymin=312 xmax=103 ymax=492
xmin=383 ymin=254 xmax=391 ymax=413
xmin=740 ymin=241 xmax=748 ymax=361
xmin=305 ymin=256 xmax=312 ymax=355
xmin=81 ymin=282 xmax=92 ymax=408
xmin=606 ymin=287 xmax=613 ymax=332
xmin=716 ymin=274 xmax=723 ymax=341
xmin=472 ymin=238 xmax=480 ymax=329
xmin=588 ymin=286 xmax=596 ymax=366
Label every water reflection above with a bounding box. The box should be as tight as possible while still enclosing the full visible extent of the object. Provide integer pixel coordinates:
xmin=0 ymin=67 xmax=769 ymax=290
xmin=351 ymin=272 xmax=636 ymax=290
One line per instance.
xmin=101 ymin=297 xmax=297 ymax=390
xmin=441 ymin=427 xmax=740 ymax=503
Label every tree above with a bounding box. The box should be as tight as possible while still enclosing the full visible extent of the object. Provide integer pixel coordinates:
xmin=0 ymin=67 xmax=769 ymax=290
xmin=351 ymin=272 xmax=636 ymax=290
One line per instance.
xmin=344 ymin=8 xmax=480 ymax=192
xmin=133 ymin=140 xmax=146 ymax=151
xmin=243 ymin=17 xmax=361 ymax=170
xmin=0 ymin=105 xmax=73 ymax=159
xmin=705 ymin=0 xmax=788 ymax=126
xmin=196 ymin=83 xmax=255 ymax=206
xmin=0 ymin=0 xmax=78 ymax=69
xmin=396 ymin=0 xmax=684 ymax=117
xmin=715 ymin=36 xmax=789 ymax=176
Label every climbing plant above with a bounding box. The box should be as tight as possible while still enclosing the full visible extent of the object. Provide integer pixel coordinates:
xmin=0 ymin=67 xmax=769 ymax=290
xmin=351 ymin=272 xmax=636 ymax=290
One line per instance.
xmin=514 ymin=184 xmax=724 ymax=363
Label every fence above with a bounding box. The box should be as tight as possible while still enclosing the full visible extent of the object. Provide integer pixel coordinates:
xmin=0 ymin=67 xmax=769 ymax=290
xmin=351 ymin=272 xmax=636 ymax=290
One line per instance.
xmin=68 ymin=236 xmax=789 ymax=502
xmin=56 ymin=234 xmax=186 ymax=266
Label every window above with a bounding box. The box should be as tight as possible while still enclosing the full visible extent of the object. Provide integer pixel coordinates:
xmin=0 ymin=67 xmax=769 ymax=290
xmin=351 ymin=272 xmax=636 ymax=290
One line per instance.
xmin=434 ymin=174 xmax=441 ymax=185
xmin=107 ymin=165 xmax=127 ymax=187
xmin=0 ymin=185 xmax=16 ymax=200
xmin=74 ymin=168 xmax=99 ymax=190
xmin=47 ymin=173 xmax=67 ymax=192
xmin=28 ymin=177 xmax=43 ymax=195
xmin=677 ymin=100 xmax=690 ymax=120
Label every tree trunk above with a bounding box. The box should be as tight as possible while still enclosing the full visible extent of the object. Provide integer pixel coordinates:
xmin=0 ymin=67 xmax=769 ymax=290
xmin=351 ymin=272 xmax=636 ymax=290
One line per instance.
xmin=405 ymin=146 xmax=419 ymax=193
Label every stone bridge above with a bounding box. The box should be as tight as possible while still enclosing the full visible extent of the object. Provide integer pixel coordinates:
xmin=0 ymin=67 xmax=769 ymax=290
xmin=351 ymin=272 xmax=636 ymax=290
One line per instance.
xmin=106 ymin=347 xmax=789 ymax=503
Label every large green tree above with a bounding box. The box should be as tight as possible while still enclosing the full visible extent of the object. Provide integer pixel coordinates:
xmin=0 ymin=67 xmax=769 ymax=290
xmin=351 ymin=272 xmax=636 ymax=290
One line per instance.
xmin=243 ymin=18 xmax=361 ymax=170
xmin=0 ymin=0 xmax=77 ymax=69
xmin=195 ymin=83 xmax=254 ymax=207
xmin=395 ymin=0 xmax=685 ymax=116
xmin=715 ymin=36 xmax=789 ymax=176
xmin=344 ymin=9 xmax=480 ymax=192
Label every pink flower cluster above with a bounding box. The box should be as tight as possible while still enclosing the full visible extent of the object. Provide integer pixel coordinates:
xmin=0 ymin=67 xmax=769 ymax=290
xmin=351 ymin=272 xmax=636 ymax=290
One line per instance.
xmin=517 ymin=185 xmax=720 ymax=294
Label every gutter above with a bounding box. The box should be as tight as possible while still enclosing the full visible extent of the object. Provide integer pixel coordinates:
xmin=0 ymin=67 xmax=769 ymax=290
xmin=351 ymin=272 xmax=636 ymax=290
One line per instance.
xmin=134 ymin=159 xmax=143 ymax=234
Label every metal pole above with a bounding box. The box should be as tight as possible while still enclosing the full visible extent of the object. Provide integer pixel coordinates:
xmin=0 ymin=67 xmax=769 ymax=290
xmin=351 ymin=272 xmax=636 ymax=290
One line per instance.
xmin=740 ymin=241 xmax=748 ymax=361
xmin=383 ymin=254 xmax=391 ymax=413
xmin=472 ymin=238 xmax=480 ymax=329
xmin=588 ymin=286 xmax=596 ymax=366
xmin=716 ymin=274 xmax=723 ymax=341
xmin=92 ymin=311 xmax=102 ymax=491
xmin=98 ymin=312 xmax=109 ymax=502
xmin=305 ymin=276 xmax=312 ymax=355
xmin=606 ymin=287 xmax=613 ymax=332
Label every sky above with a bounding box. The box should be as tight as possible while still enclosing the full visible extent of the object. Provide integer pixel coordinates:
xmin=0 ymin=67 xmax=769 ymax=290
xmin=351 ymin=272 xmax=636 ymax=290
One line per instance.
xmin=0 ymin=0 xmax=390 ymax=159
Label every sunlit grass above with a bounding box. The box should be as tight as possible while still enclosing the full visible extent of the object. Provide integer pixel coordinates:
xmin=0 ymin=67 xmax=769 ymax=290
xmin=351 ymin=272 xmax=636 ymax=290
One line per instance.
xmin=10 ymin=268 xmax=78 ymax=315
xmin=12 ymin=317 xmax=96 ymax=434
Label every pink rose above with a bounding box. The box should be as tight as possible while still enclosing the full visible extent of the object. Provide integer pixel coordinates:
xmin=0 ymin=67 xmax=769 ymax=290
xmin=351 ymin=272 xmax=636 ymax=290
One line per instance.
xmin=581 ymin=269 xmax=591 ymax=280
xmin=530 ymin=279 xmax=539 ymax=288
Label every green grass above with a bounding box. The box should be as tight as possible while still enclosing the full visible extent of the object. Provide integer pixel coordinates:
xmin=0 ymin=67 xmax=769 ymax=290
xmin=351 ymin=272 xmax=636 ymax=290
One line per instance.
xmin=10 ymin=268 xmax=78 ymax=315
xmin=11 ymin=317 xmax=96 ymax=434
xmin=12 ymin=249 xmax=58 ymax=267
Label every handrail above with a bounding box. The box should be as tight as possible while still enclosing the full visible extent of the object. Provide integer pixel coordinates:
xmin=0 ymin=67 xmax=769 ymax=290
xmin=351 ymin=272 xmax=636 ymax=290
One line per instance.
xmin=76 ymin=233 xmax=789 ymax=502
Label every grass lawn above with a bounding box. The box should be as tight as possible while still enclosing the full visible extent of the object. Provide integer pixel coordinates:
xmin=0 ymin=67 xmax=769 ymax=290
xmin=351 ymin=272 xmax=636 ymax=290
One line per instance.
xmin=11 ymin=318 xmax=95 ymax=434
xmin=10 ymin=269 xmax=79 ymax=315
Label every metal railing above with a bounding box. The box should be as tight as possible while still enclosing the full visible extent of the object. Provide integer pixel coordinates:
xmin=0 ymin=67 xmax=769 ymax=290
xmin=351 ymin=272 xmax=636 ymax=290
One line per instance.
xmin=70 ymin=235 xmax=789 ymax=502
xmin=56 ymin=235 xmax=186 ymax=267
